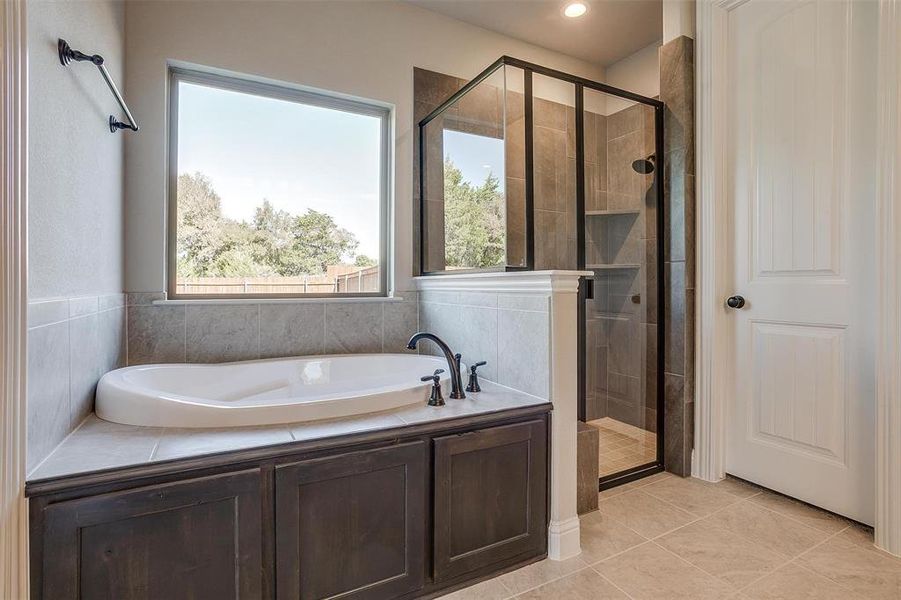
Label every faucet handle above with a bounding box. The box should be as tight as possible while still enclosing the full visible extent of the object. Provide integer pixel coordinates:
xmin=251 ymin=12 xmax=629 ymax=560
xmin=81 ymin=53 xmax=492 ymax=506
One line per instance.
xmin=420 ymin=368 xmax=445 ymax=384
xmin=421 ymin=369 xmax=445 ymax=406
xmin=466 ymin=361 xmax=487 ymax=393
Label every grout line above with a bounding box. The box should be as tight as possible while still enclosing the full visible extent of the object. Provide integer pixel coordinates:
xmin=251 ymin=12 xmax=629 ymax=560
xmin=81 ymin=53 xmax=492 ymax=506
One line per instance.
xmin=732 ymin=525 xmax=852 ymax=594
xmin=589 ymin=568 xmax=637 ymax=600
xmin=651 ymin=536 xmax=748 ymax=592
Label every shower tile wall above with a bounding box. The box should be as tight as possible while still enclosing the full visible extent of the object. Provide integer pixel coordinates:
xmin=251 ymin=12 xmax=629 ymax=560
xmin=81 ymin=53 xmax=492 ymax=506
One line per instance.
xmin=584 ymin=102 xmax=657 ymax=435
xmin=533 ymin=98 xmax=577 ymax=270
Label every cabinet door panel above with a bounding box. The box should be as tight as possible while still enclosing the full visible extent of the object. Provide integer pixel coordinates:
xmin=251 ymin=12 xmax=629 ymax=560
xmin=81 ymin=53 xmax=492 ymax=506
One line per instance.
xmin=433 ymin=419 xmax=547 ymax=581
xmin=40 ymin=470 xmax=263 ymax=600
xmin=275 ymin=442 xmax=426 ymax=600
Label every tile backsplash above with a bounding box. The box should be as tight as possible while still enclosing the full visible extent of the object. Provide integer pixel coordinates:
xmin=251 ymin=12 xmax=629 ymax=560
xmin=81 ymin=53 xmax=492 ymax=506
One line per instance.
xmin=27 ymin=294 xmax=126 ymax=472
xmin=125 ymin=292 xmax=420 ymax=365
xmin=418 ymin=290 xmax=550 ymax=399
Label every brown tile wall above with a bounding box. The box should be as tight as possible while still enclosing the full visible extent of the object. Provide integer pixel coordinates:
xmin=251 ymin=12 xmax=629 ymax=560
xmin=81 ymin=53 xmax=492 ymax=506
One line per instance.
xmin=660 ymin=36 xmax=696 ymax=476
xmin=584 ymin=102 xmax=658 ymax=436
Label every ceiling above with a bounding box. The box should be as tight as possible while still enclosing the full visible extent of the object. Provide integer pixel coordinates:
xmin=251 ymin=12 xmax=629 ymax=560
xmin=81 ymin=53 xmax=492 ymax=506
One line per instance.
xmin=406 ymin=0 xmax=662 ymax=66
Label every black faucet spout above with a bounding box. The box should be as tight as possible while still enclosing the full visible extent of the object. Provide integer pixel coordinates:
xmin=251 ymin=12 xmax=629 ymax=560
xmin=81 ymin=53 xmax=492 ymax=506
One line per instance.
xmin=406 ymin=332 xmax=466 ymax=399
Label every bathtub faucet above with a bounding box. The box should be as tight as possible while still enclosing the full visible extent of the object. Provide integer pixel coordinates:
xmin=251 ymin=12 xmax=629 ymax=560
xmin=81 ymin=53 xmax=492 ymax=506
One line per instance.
xmin=406 ymin=332 xmax=466 ymax=399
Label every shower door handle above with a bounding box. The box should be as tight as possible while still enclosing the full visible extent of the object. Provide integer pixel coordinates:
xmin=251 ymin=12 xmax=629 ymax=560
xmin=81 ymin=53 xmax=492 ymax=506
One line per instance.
xmin=726 ymin=295 xmax=746 ymax=309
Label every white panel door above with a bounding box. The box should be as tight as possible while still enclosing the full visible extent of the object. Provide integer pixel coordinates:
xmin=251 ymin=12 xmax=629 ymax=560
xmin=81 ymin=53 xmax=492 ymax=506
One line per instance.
xmin=725 ymin=0 xmax=877 ymax=524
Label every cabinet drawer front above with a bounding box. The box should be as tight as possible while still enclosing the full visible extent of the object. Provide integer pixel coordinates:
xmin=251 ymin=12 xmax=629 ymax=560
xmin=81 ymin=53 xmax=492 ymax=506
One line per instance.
xmin=275 ymin=442 xmax=426 ymax=600
xmin=433 ymin=419 xmax=548 ymax=581
xmin=40 ymin=470 xmax=264 ymax=600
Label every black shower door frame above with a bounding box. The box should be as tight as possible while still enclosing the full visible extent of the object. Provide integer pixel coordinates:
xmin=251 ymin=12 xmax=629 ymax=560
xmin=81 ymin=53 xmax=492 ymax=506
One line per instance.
xmin=418 ymin=56 xmax=666 ymax=489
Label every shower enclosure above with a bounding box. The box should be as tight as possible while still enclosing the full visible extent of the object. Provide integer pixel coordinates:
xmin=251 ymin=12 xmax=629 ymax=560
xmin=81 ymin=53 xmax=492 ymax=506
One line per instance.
xmin=418 ymin=57 xmax=664 ymax=489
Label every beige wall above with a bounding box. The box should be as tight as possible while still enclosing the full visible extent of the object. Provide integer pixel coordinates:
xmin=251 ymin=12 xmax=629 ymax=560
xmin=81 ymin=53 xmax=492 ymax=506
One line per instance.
xmin=26 ymin=0 xmax=128 ymax=471
xmin=28 ymin=0 xmax=125 ymax=299
xmin=123 ymin=0 xmax=605 ymax=294
xmin=606 ymin=41 xmax=661 ymax=101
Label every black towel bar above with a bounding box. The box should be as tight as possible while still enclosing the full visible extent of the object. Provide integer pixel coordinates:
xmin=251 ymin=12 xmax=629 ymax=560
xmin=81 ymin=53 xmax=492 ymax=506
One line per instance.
xmin=58 ymin=38 xmax=139 ymax=133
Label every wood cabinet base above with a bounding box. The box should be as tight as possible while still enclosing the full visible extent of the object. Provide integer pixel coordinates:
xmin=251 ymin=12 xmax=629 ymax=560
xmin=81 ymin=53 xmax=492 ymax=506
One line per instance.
xmin=28 ymin=408 xmax=550 ymax=600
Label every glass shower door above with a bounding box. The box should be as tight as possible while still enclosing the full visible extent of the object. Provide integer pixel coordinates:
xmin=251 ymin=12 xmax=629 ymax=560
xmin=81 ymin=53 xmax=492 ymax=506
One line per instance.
xmin=581 ymin=89 xmax=662 ymax=485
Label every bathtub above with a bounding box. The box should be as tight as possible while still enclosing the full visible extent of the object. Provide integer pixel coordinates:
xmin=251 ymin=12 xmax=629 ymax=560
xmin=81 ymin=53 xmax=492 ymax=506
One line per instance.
xmin=96 ymin=354 xmax=455 ymax=428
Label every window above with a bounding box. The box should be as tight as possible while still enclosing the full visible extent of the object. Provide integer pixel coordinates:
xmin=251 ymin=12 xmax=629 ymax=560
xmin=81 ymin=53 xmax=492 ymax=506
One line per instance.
xmin=168 ymin=68 xmax=389 ymax=298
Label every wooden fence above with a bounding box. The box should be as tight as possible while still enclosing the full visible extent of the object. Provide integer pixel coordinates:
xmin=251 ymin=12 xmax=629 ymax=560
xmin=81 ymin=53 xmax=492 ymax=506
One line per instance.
xmin=176 ymin=266 xmax=380 ymax=295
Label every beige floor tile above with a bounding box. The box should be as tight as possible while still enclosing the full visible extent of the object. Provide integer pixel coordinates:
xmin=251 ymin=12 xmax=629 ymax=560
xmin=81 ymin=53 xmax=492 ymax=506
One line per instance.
xmin=704 ymin=500 xmax=830 ymax=557
xmin=835 ymin=522 xmax=874 ymax=548
xmin=598 ymin=489 xmax=696 ymax=538
xmin=579 ymin=510 xmax=647 ymax=564
xmin=642 ymin=476 xmax=742 ymax=517
xmin=749 ymin=491 xmax=851 ymax=534
xmin=498 ymin=556 xmax=587 ymax=596
xmin=797 ymin=536 xmax=901 ymax=599
xmin=512 ymin=568 xmax=628 ymax=599
xmin=741 ymin=562 xmax=865 ymax=600
xmin=593 ymin=541 xmax=735 ymax=599
xmin=439 ymin=577 xmax=512 ymax=600
xmin=656 ymin=520 xmax=789 ymax=588
xmin=714 ymin=476 xmax=764 ymax=499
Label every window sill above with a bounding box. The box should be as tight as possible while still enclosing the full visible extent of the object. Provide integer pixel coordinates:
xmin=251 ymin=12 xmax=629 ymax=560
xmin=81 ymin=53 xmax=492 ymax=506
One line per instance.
xmin=152 ymin=295 xmax=408 ymax=306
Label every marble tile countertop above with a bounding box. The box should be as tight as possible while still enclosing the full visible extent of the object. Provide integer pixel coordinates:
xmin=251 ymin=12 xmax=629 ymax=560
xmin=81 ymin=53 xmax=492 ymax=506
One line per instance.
xmin=27 ymin=380 xmax=549 ymax=483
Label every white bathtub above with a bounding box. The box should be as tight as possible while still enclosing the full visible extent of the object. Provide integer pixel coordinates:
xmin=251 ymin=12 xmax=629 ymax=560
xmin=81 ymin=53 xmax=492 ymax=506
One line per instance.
xmin=96 ymin=354 xmax=455 ymax=428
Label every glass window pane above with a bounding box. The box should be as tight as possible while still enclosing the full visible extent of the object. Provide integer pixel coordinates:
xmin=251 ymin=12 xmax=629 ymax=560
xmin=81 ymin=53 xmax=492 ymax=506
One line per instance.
xmin=172 ymin=74 xmax=385 ymax=296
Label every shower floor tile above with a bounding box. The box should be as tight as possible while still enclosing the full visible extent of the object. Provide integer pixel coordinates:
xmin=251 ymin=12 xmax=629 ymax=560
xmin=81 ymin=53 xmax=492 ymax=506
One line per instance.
xmin=587 ymin=417 xmax=657 ymax=477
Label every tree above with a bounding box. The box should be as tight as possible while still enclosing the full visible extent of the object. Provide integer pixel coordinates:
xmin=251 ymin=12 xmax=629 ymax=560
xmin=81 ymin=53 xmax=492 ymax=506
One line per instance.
xmin=175 ymin=172 xmax=361 ymax=278
xmin=354 ymin=255 xmax=377 ymax=267
xmin=443 ymin=158 xmax=506 ymax=269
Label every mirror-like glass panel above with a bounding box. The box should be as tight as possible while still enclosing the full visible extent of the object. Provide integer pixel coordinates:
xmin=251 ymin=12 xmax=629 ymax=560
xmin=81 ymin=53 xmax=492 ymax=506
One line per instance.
xmin=421 ymin=65 xmax=524 ymax=273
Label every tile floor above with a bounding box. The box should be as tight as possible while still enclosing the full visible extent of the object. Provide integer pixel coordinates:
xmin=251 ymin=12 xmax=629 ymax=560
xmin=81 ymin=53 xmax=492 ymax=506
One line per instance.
xmin=587 ymin=417 xmax=657 ymax=477
xmin=439 ymin=472 xmax=901 ymax=599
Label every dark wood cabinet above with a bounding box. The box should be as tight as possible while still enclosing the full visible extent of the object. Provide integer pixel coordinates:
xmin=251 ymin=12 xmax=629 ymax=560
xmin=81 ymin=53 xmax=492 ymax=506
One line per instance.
xmin=433 ymin=419 xmax=548 ymax=581
xmin=39 ymin=470 xmax=263 ymax=600
xmin=28 ymin=407 xmax=550 ymax=600
xmin=275 ymin=442 xmax=426 ymax=600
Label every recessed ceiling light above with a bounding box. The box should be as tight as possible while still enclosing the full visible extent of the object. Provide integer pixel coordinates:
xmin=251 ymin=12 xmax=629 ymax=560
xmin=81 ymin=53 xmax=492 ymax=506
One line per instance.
xmin=563 ymin=2 xmax=588 ymax=18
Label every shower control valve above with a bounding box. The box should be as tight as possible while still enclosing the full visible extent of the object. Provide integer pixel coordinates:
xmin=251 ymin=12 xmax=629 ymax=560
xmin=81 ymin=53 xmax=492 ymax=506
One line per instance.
xmin=466 ymin=361 xmax=488 ymax=393
xmin=421 ymin=369 xmax=446 ymax=407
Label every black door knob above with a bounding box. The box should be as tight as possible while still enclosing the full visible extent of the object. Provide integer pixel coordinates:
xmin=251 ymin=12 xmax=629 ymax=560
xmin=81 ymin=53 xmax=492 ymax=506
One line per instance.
xmin=726 ymin=295 xmax=746 ymax=309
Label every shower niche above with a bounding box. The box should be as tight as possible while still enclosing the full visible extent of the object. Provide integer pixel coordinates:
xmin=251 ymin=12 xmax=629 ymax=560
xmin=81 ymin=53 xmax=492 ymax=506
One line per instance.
xmin=418 ymin=57 xmax=664 ymax=488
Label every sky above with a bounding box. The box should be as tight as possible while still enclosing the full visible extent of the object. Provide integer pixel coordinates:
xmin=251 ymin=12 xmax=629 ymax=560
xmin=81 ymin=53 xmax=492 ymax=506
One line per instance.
xmin=443 ymin=130 xmax=505 ymax=190
xmin=177 ymin=81 xmax=383 ymax=258
xmin=177 ymin=80 xmax=505 ymax=260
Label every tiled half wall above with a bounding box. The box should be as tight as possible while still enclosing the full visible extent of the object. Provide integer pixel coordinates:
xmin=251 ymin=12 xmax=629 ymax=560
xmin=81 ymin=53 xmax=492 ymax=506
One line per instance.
xmin=418 ymin=290 xmax=550 ymax=399
xmin=27 ymin=294 xmax=126 ymax=472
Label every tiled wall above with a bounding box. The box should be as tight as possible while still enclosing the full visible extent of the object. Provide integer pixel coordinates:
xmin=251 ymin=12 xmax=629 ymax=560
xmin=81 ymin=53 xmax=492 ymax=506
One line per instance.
xmin=660 ymin=36 xmax=696 ymax=476
xmin=418 ymin=291 xmax=550 ymax=399
xmin=27 ymin=295 xmax=126 ymax=472
xmin=125 ymin=293 xmax=420 ymax=365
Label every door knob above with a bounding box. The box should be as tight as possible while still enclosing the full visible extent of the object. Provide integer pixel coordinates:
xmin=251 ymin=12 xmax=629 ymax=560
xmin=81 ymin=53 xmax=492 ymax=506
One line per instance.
xmin=726 ymin=295 xmax=746 ymax=309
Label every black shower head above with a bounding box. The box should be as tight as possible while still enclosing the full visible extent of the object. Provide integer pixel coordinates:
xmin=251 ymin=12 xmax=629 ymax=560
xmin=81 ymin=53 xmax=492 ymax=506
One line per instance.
xmin=631 ymin=155 xmax=656 ymax=174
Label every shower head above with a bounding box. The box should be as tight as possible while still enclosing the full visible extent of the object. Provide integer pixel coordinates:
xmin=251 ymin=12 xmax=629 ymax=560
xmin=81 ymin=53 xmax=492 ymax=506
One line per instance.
xmin=631 ymin=155 xmax=656 ymax=174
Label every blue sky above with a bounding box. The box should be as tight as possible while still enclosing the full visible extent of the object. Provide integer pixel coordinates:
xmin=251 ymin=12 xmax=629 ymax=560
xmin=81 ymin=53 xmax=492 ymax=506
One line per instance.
xmin=177 ymin=81 xmax=505 ymax=259
xmin=177 ymin=81 xmax=383 ymax=257
xmin=443 ymin=130 xmax=505 ymax=191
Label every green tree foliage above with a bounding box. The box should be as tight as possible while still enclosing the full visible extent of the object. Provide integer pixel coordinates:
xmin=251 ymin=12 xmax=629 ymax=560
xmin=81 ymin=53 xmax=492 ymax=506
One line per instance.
xmin=443 ymin=158 xmax=506 ymax=269
xmin=176 ymin=172 xmax=363 ymax=278
xmin=354 ymin=255 xmax=377 ymax=267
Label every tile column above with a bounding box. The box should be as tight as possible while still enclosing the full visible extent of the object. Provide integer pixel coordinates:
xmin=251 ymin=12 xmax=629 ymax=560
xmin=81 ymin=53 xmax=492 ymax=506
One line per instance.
xmin=660 ymin=36 xmax=696 ymax=476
